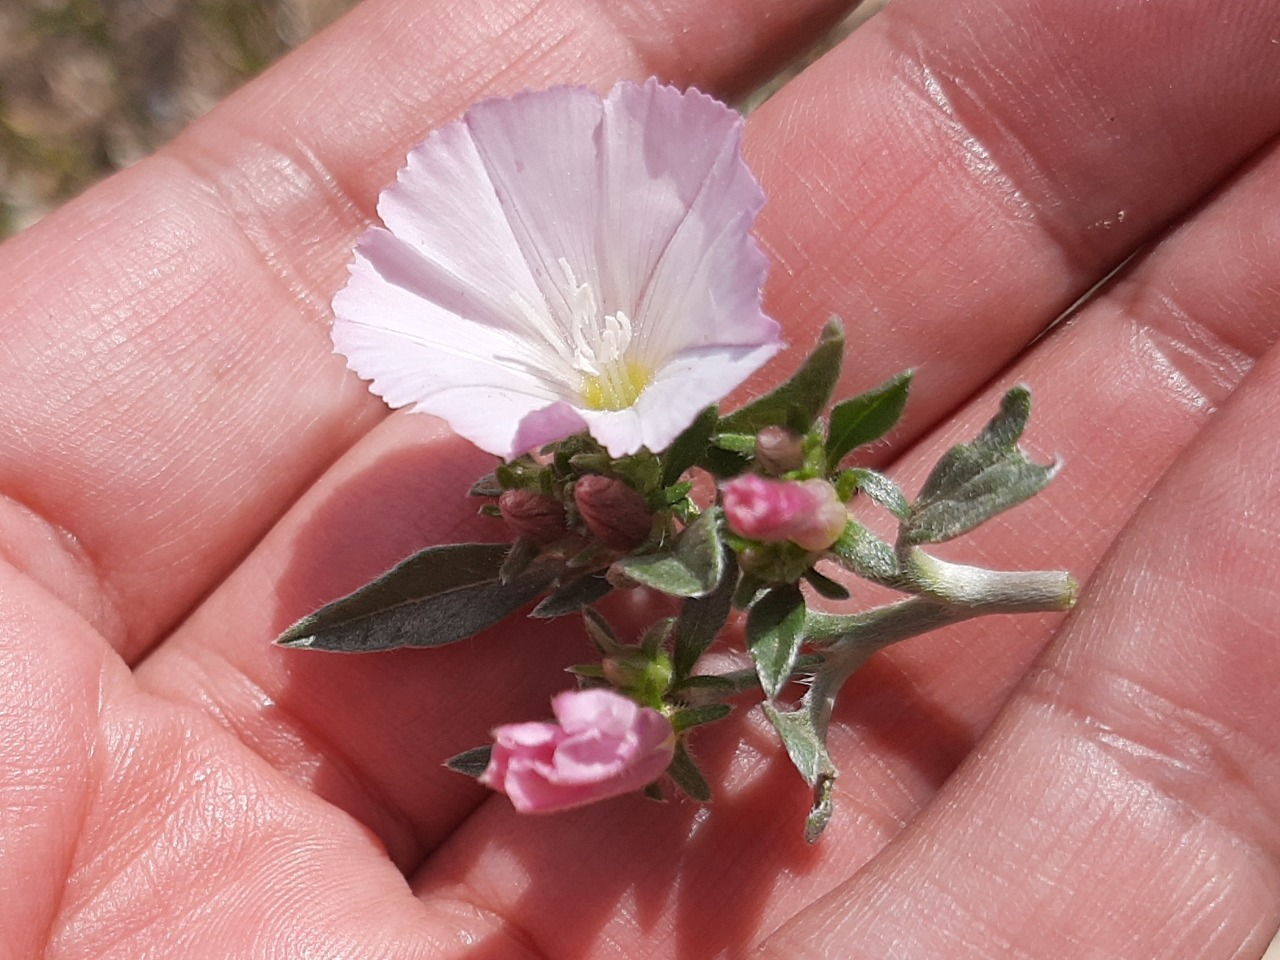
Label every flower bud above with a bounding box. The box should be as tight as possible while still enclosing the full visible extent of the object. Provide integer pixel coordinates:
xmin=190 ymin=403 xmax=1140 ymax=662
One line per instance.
xmin=722 ymin=474 xmax=848 ymax=552
xmin=498 ymin=489 xmax=567 ymax=545
xmin=480 ymin=688 xmax=675 ymax=813
xmin=754 ymin=425 xmax=806 ymax=475
xmin=574 ymin=475 xmax=653 ymax=551
xmin=603 ymin=648 xmax=674 ymax=701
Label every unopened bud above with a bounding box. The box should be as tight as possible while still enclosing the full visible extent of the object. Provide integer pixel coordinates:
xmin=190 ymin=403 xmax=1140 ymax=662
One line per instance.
xmin=722 ymin=475 xmax=847 ymax=552
xmin=574 ymin=475 xmax=653 ymax=551
xmin=498 ymin=489 xmax=567 ymax=545
xmin=755 ymin=426 xmax=806 ymax=475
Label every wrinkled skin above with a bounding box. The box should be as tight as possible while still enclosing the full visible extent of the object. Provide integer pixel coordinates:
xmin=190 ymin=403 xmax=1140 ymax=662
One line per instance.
xmin=3 ymin=0 xmax=1280 ymax=957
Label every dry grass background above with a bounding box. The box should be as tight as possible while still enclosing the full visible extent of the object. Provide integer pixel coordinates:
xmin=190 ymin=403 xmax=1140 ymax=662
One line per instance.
xmin=0 ymin=0 xmax=356 ymax=235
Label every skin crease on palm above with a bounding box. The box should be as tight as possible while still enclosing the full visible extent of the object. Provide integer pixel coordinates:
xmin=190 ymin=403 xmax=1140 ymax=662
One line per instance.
xmin=2 ymin=0 xmax=1280 ymax=954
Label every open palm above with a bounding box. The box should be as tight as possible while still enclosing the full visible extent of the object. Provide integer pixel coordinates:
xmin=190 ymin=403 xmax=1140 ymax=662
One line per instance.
xmin=4 ymin=0 xmax=1280 ymax=956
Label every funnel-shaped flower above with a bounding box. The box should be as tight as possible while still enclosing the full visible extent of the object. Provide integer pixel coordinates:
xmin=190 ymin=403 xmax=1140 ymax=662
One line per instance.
xmin=333 ymin=80 xmax=781 ymax=459
xmin=481 ymin=688 xmax=675 ymax=812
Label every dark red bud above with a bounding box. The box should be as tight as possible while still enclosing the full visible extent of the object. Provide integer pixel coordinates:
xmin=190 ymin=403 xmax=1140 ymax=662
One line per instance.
xmin=498 ymin=489 xmax=567 ymax=545
xmin=755 ymin=426 xmax=806 ymax=475
xmin=574 ymin=475 xmax=653 ymax=551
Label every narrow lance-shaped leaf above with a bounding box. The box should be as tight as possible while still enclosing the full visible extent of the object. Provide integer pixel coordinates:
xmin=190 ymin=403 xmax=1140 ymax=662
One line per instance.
xmin=666 ymin=739 xmax=712 ymax=802
xmin=746 ymin=584 xmax=807 ymax=700
xmin=840 ymin=467 xmax=910 ymax=521
xmin=661 ymin=404 xmax=718 ymax=486
xmin=613 ymin=507 xmax=726 ymax=598
xmin=825 ymin=370 xmax=912 ymax=469
xmin=905 ymin=386 xmax=1059 ymax=545
xmin=671 ymin=703 xmax=733 ymax=733
xmin=828 ymin=519 xmax=899 ymax=585
xmin=718 ymin=317 xmax=845 ymax=435
xmin=671 ymin=549 xmax=737 ymax=680
xmin=445 ymin=745 xmax=493 ymax=778
xmin=276 ymin=543 xmax=555 ymax=652
xmin=762 ymin=702 xmax=837 ymax=842
xmin=530 ymin=573 xmax=613 ymax=618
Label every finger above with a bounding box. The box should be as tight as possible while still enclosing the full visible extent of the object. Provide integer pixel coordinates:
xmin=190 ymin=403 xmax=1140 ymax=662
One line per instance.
xmin=405 ymin=94 xmax=1280 ymax=960
xmin=143 ymin=0 xmax=1280 ymax=890
xmin=745 ymin=0 xmax=1280 ymax=444
xmin=0 ymin=0 xmax=863 ymax=660
xmin=754 ymin=252 xmax=1280 ymax=960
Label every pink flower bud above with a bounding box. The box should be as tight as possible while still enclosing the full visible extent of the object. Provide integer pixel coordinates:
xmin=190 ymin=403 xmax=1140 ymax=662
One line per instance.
xmin=573 ymin=475 xmax=653 ymax=550
xmin=480 ymin=689 xmax=675 ymax=813
xmin=754 ymin=425 xmax=805 ymax=475
xmin=722 ymin=475 xmax=848 ymax=552
xmin=498 ymin=489 xmax=567 ymax=545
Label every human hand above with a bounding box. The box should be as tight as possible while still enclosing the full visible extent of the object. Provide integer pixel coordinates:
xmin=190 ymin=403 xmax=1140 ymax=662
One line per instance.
xmin=3 ymin=0 xmax=1279 ymax=956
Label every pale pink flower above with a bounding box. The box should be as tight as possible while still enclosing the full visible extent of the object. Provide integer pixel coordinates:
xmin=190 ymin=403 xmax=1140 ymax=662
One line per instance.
xmin=481 ymin=688 xmax=675 ymax=813
xmin=332 ymin=80 xmax=781 ymax=459
xmin=722 ymin=475 xmax=848 ymax=551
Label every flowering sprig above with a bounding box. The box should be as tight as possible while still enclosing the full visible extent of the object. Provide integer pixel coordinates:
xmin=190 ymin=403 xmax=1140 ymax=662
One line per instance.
xmin=279 ymin=81 xmax=1077 ymax=841
xmin=280 ymin=317 xmax=1075 ymax=839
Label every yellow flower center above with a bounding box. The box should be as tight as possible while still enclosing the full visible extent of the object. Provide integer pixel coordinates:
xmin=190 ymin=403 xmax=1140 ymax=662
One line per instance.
xmin=581 ymin=359 xmax=653 ymax=411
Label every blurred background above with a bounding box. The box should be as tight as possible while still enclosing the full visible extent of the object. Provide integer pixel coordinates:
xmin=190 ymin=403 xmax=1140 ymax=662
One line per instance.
xmin=0 ymin=0 xmax=883 ymax=239
xmin=0 ymin=0 xmax=355 ymax=236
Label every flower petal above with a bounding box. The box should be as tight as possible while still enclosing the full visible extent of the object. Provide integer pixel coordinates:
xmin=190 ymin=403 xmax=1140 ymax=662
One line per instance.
xmin=510 ymin=402 xmax=589 ymax=458
xmin=632 ymin=341 xmax=782 ymax=453
xmin=599 ymin=79 xmax=780 ymax=363
xmin=332 ymin=81 xmax=782 ymax=459
xmin=457 ymin=86 xmax=609 ymax=344
xmin=333 ymin=232 xmax=574 ymax=457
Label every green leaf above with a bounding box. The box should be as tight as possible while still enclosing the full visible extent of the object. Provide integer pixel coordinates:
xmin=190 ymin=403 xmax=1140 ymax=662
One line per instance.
xmin=582 ymin=607 xmax=620 ymax=654
xmin=804 ymin=774 xmax=837 ymax=844
xmin=700 ymin=445 xmax=752 ymax=479
xmin=746 ymin=584 xmax=807 ymax=700
xmin=761 ymin=703 xmax=835 ymax=787
xmin=639 ymin=618 xmax=676 ymax=657
xmin=802 ymin=568 xmax=850 ymax=601
xmin=666 ymin=740 xmax=712 ymax=802
xmin=468 ymin=473 xmax=503 ymax=497
xmin=718 ymin=317 xmax=845 ymax=435
xmin=672 ymin=549 xmax=737 ymax=680
xmin=499 ymin=538 xmax=538 ymax=584
xmin=613 ymin=507 xmax=726 ymax=598
xmin=670 ymin=673 xmax=738 ymax=705
xmin=643 ymin=781 xmax=667 ymax=802
xmin=530 ymin=573 xmax=612 ymax=618
xmin=445 ymin=744 xmax=493 ymax=778
xmin=842 ymin=467 xmax=910 ymax=520
xmin=905 ymin=386 xmax=1059 ymax=545
xmin=710 ymin=432 xmax=757 ymax=455
xmin=828 ymin=520 xmax=899 ymax=584
xmin=661 ymin=404 xmax=718 ymax=486
xmin=672 ymin=703 xmax=733 ymax=733
xmin=764 ymin=705 xmax=839 ymax=843
xmin=276 ymin=543 xmax=554 ymax=652
xmin=825 ymin=370 xmax=912 ymax=469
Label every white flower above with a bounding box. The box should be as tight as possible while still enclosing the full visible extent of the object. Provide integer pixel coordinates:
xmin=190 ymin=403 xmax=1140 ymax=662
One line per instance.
xmin=332 ymin=79 xmax=782 ymax=459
